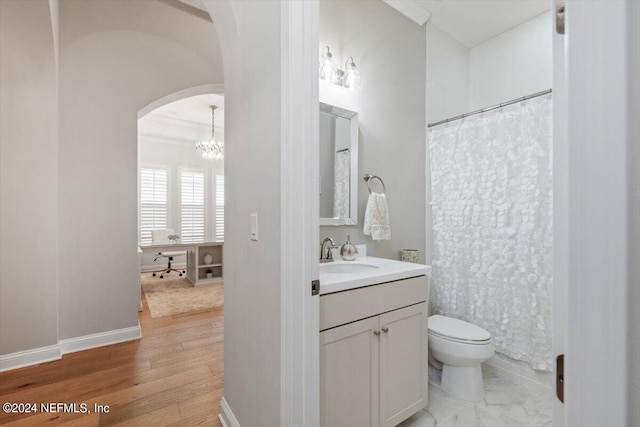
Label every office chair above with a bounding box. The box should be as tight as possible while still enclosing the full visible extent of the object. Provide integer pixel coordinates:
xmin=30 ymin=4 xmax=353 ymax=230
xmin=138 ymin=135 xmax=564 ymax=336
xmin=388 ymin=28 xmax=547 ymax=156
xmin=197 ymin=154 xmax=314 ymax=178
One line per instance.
xmin=150 ymin=229 xmax=186 ymax=279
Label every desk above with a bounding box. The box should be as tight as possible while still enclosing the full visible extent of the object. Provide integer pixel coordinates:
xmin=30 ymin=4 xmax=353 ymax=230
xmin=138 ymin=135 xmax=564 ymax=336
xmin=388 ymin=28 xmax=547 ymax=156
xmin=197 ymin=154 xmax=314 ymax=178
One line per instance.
xmin=140 ymin=241 xmax=223 ymax=286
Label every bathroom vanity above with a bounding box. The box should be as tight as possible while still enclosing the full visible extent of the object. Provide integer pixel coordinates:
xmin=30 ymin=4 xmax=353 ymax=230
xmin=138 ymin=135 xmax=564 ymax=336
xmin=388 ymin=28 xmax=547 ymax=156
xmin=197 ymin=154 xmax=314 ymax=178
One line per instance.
xmin=319 ymin=257 xmax=431 ymax=427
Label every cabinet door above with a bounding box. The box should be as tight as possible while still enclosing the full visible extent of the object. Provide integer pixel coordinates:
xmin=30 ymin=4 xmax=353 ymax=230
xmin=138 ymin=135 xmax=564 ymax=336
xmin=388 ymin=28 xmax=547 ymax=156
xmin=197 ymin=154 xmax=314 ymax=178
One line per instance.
xmin=378 ymin=303 xmax=428 ymax=427
xmin=320 ymin=316 xmax=379 ymax=427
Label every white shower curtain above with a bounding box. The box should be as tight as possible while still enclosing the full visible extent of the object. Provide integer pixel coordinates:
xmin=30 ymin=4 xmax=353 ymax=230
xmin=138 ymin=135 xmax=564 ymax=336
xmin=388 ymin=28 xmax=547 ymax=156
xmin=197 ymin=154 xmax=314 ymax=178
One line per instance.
xmin=333 ymin=149 xmax=350 ymax=219
xmin=429 ymin=95 xmax=553 ymax=371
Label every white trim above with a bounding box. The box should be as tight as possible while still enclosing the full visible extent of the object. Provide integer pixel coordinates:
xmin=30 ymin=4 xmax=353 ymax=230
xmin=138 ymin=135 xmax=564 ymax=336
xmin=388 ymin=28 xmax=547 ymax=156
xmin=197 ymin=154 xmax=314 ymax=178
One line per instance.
xmin=0 ymin=324 xmax=141 ymax=372
xmin=552 ymin=2 xmax=568 ymax=424
xmin=280 ymin=1 xmax=320 ymax=426
xmin=218 ymin=396 xmax=241 ymax=427
xmin=0 ymin=345 xmax=61 ymax=373
xmin=382 ymin=0 xmax=431 ymax=25
xmin=565 ymin=1 xmax=630 ymax=425
xmin=484 ymin=355 xmax=553 ymax=388
xmin=58 ymin=324 xmax=142 ymax=355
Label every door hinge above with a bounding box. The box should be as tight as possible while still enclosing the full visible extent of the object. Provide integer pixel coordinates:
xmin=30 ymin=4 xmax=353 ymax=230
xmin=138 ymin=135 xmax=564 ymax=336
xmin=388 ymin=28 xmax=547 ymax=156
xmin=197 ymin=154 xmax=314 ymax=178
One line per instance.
xmin=556 ymin=0 xmax=565 ymax=35
xmin=311 ymin=279 xmax=320 ymax=296
xmin=556 ymin=354 xmax=565 ymax=403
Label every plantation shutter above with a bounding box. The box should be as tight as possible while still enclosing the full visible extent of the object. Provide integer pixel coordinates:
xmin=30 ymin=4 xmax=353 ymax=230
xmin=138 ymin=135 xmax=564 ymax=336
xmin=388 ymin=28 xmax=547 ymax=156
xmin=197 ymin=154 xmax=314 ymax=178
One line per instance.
xmin=139 ymin=167 xmax=167 ymax=245
xmin=215 ymin=175 xmax=224 ymax=241
xmin=181 ymin=170 xmax=205 ymax=243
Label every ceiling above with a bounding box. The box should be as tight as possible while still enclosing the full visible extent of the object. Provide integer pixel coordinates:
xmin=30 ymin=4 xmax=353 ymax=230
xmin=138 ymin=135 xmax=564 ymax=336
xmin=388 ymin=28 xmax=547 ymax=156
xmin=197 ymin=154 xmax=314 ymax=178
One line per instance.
xmin=146 ymin=93 xmax=225 ymax=127
xmin=399 ymin=0 xmax=551 ymax=48
xmin=178 ymin=0 xmax=550 ymax=52
xmin=138 ymin=94 xmax=225 ymax=145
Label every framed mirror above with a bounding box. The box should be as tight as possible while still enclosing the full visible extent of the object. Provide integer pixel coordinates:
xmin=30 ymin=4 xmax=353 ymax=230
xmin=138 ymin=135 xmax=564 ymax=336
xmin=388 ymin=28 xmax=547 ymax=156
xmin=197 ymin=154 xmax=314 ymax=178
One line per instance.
xmin=319 ymin=102 xmax=359 ymax=226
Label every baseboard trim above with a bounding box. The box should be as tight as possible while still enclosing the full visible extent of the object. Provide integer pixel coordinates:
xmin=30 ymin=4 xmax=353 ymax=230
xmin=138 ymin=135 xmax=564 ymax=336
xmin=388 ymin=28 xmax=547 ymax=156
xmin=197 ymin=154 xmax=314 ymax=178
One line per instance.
xmin=0 ymin=345 xmax=62 ymax=373
xmin=59 ymin=324 xmax=142 ymax=355
xmin=1 ymin=324 xmax=142 ymax=373
xmin=485 ymin=354 xmax=553 ymax=388
xmin=219 ymin=396 xmax=241 ymax=427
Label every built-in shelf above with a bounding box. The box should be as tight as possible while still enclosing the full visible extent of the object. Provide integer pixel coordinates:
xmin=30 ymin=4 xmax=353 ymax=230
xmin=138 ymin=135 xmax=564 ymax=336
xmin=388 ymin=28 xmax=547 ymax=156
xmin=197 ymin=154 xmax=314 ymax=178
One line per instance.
xmin=198 ymin=263 xmax=223 ymax=269
xmin=186 ymin=242 xmax=223 ymax=286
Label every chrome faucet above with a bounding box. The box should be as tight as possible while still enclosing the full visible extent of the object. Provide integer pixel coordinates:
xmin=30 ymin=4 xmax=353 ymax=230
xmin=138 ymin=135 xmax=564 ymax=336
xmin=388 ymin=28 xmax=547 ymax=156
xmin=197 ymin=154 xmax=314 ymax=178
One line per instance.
xmin=320 ymin=237 xmax=338 ymax=263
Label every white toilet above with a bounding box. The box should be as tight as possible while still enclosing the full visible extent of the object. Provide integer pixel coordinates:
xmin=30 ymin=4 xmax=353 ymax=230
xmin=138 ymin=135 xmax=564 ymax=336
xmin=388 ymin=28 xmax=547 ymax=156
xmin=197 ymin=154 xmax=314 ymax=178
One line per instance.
xmin=428 ymin=314 xmax=495 ymax=402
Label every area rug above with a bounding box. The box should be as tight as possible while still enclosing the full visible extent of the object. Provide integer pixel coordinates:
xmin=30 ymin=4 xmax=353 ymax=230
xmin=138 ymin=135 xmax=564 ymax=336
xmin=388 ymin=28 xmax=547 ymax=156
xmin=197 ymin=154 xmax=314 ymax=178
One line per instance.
xmin=141 ymin=273 xmax=224 ymax=318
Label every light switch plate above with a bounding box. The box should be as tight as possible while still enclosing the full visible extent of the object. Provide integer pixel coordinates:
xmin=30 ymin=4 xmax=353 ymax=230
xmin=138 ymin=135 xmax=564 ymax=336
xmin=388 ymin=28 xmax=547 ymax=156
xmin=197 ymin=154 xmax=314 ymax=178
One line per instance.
xmin=250 ymin=213 xmax=258 ymax=241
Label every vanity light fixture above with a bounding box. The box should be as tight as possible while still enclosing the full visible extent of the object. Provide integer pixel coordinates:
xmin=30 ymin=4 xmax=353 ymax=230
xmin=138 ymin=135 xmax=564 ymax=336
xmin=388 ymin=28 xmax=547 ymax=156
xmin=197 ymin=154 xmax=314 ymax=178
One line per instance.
xmin=319 ymin=46 xmax=338 ymax=83
xmin=319 ymin=46 xmax=360 ymax=89
xmin=195 ymin=105 xmax=223 ymax=161
xmin=343 ymin=57 xmax=360 ymax=90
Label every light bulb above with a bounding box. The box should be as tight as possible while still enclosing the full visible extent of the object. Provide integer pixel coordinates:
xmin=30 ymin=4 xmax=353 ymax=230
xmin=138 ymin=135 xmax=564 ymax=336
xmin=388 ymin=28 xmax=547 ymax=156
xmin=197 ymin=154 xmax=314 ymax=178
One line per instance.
xmin=343 ymin=57 xmax=360 ymax=90
xmin=319 ymin=46 xmax=337 ymax=83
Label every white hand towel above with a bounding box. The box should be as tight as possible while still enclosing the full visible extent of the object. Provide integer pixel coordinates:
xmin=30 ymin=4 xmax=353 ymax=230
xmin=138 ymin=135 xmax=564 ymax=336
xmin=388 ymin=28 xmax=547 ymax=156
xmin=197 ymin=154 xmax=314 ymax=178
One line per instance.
xmin=363 ymin=192 xmax=391 ymax=240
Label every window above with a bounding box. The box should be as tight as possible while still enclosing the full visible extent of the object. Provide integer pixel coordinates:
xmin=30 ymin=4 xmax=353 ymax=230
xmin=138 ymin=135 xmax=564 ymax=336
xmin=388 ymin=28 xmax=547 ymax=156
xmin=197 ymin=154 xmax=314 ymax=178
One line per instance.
xmin=215 ymin=175 xmax=224 ymax=240
xmin=180 ymin=170 xmax=205 ymax=243
xmin=139 ymin=167 xmax=167 ymax=245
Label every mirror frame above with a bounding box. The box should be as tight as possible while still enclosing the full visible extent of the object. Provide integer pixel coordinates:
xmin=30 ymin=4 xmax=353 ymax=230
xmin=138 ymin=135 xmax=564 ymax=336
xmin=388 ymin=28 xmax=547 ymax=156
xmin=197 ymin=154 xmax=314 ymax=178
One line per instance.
xmin=319 ymin=102 xmax=359 ymax=226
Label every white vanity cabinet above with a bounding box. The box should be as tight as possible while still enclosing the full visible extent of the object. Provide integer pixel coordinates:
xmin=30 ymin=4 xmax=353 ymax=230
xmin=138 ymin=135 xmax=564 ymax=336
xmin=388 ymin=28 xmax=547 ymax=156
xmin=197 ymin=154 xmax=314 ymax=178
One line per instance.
xmin=320 ymin=275 xmax=428 ymax=427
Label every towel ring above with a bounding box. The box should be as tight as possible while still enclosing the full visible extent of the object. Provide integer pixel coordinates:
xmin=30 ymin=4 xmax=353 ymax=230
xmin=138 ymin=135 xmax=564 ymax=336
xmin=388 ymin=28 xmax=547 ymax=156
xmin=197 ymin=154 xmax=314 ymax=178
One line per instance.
xmin=363 ymin=173 xmax=386 ymax=194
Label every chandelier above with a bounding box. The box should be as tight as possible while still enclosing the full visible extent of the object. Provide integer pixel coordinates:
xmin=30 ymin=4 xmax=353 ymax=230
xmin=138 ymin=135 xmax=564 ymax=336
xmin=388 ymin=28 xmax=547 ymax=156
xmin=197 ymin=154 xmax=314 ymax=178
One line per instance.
xmin=195 ymin=105 xmax=223 ymax=161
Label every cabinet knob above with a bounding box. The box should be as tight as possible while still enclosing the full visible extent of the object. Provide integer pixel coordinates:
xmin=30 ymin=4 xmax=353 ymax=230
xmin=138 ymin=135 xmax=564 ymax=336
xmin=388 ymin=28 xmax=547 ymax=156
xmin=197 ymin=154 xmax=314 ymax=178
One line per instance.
xmin=382 ymin=326 xmax=389 ymax=333
xmin=373 ymin=330 xmax=381 ymax=337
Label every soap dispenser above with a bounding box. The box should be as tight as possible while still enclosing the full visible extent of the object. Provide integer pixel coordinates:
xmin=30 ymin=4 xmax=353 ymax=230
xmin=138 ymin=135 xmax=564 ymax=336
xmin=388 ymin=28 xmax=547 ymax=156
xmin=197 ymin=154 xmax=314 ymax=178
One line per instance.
xmin=340 ymin=235 xmax=358 ymax=261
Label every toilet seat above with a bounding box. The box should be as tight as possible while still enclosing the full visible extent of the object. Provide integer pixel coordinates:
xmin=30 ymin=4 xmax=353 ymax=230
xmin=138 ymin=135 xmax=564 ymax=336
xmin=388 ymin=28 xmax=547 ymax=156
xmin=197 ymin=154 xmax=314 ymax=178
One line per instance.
xmin=428 ymin=315 xmax=491 ymax=345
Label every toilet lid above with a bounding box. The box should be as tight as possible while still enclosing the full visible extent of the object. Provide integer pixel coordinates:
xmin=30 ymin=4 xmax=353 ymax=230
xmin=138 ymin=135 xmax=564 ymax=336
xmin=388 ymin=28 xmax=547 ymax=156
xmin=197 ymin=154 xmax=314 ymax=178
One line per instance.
xmin=428 ymin=315 xmax=491 ymax=342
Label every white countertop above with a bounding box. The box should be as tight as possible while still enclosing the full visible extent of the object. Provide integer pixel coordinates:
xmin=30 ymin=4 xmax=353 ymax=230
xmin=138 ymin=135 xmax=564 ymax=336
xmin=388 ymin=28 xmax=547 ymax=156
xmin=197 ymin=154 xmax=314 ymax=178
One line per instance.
xmin=319 ymin=256 xmax=431 ymax=295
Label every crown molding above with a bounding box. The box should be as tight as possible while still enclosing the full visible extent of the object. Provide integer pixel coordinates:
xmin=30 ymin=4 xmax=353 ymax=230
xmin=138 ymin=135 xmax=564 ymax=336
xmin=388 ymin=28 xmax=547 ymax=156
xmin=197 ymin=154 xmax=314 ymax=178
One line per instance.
xmin=142 ymin=113 xmax=211 ymax=130
xmin=382 ymin=0 xmax=431 ymax=25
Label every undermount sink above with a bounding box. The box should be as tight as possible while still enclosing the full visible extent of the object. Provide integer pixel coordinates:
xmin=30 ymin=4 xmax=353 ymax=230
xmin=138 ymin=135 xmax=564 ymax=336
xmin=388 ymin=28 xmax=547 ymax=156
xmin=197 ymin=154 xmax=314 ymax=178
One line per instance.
xmin=320 ymin=262 xmax=380 ymax=274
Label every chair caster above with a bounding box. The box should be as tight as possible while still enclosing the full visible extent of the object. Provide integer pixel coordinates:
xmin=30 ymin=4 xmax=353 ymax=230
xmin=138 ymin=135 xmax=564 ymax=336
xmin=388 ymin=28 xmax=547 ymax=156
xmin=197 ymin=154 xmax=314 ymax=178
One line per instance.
xmin=152 ymin=273 xmax=156 ymax=277
xmin=182 ymin=270 xmax=186 ymax=273
xmin=160 ymin=275 xmax=164 ymax=279
xmin=179 ymin=273 xmax=183 ymax=277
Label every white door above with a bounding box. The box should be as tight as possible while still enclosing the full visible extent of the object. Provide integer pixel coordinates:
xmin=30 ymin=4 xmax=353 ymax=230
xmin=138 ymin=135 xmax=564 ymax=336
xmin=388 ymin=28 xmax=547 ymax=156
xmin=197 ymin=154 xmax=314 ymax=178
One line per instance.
xmin=378 ymin=303 xmax=428 ymax=427
xmin=556 ymin=1 xmax=634 ymax=425
xmin=320 ymin=316 xmax=380 ymax=427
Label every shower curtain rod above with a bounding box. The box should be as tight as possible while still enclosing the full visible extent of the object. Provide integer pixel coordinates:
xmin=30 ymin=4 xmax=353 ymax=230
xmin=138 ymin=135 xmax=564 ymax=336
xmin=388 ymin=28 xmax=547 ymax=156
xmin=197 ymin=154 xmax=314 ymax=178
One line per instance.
xmin=427 ymin=88 xmax=552 ymax=128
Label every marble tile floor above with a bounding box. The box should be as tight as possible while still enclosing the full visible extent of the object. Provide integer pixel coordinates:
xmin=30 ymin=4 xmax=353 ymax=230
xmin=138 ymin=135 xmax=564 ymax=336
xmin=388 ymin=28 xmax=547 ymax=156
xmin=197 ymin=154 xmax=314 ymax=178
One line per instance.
xmin=399 ymin=365 xmax=553 ymax=427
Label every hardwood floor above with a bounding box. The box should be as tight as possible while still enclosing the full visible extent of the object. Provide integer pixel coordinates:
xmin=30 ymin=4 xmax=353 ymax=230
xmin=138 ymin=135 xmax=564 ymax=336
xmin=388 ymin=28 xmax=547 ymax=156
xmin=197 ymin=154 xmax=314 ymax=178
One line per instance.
xmin=0 ymin=293 xmax=224 ymax=426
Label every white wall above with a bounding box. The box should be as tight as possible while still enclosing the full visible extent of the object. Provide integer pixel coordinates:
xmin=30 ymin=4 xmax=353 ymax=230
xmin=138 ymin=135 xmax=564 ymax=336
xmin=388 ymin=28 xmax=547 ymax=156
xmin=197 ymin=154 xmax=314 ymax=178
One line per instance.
xmin=57 ymin=0 xmax=222 ymax=340
xmin=426 ymin=11 xmax=552 ymax=124
xmin=319 ymin=0 xmax=426 ymax=263
xmin=426 ymin=24 xmax=469 ymax=125
xmin=0 ymin=0 xmax=59 ymax=357
xmin=469 ymin=11 xmax=553 ymax=110
xmin=207 ymin=0 xmax=285 ymax=424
